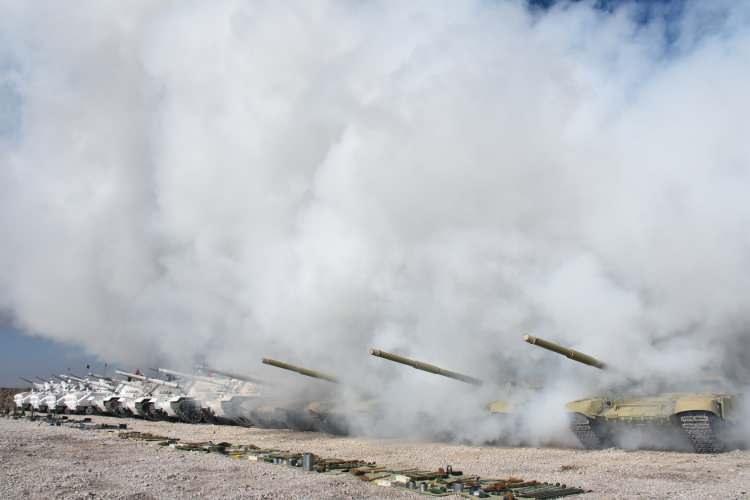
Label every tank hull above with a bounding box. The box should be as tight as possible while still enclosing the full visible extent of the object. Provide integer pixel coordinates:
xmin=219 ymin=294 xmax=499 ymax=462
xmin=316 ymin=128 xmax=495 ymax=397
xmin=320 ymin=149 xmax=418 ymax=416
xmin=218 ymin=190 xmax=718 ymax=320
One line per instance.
xmin=566 ymin=393 xmax=739 ymax=453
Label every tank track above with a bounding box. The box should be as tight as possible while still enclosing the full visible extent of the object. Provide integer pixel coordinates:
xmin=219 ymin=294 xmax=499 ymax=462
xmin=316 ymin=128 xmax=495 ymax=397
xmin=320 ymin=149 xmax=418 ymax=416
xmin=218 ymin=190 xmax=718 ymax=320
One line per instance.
xmin=174 ymin=401 xmax=204 ymax=424
xmin=570 ymin=413 xmax=603 ymax=449
xmin=679 ymin=411 xmax=723 ymax=453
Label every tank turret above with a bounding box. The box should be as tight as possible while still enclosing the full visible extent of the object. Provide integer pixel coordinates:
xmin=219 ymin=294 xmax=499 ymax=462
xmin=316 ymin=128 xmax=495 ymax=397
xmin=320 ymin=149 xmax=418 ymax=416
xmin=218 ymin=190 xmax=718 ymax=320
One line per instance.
xmin=369 ymin=348 xmax=483 ymax=386
xmin=523 ymin=335 xmax=606 ymax=369
xmin=261 ymin=358 xmax=340 ymax=383
xmin=260 ymin=358 xmax=368 ymax=434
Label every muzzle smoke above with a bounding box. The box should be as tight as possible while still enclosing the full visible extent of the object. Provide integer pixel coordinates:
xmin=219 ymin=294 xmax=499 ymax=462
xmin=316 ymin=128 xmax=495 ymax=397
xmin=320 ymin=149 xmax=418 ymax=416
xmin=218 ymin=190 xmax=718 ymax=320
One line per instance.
xmin=1 ymin=0 xmax=749 ymax=443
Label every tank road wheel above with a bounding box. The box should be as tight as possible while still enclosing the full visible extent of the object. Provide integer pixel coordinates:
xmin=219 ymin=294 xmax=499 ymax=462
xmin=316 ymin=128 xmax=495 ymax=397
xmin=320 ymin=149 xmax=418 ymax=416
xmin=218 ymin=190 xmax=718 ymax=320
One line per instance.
xmin=84 ymin=406 xmax=96 ymax=416
xmin=144 ymin=403 xmax=161 ymax=421
xmin=175 ymin=403 xmax=204 ymax=424
xmin=316 ymin=415 xmax=350 ymax=436
xmin=678 ymin=411 xmax=723 ymax=453
xmin=570 ymin=413 xmax=605 ymax=449
xmin=199 ymin=408 xmax=217 ymax=424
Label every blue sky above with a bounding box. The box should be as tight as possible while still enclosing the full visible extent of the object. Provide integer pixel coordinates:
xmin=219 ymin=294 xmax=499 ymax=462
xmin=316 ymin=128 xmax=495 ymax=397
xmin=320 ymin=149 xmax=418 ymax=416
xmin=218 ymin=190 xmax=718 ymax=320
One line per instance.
xmin=0 ymin=326 xmax=106 ymax=386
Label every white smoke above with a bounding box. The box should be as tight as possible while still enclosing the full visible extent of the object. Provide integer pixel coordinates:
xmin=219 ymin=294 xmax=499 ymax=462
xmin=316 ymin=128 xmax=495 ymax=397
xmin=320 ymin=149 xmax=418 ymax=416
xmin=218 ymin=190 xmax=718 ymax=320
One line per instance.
xmin=1 ymin=0 xmax=749 ymax=442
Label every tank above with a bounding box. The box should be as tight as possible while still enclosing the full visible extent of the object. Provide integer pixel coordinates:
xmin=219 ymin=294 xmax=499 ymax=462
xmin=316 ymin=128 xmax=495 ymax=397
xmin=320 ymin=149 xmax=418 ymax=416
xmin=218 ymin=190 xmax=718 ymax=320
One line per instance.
xmin=115 ymin=370 xmax=202 ymax=423
xmin=103 ymin=379 xmax=143 ymax=417
xmin=26 ymin=384 xmax=48 ymax=413
xmin=523 ymin=335 xmax=740 ymax=453
xmin=195 ymin=366 xmax=273 ymax=426
xmin=14 ymin=378 xmax=37 ymax=411
xmin=154 ymin=367 xmax=260 ymax=425
xmin=260 ymin=357 xmax=370 ymax=434
xmin=115 ymin=370 xmax=158 ymax=418
xmin=82 ymin=375 xmax=120 ymax=415
xmin=56 ymin=375 xmax=93 ymax=414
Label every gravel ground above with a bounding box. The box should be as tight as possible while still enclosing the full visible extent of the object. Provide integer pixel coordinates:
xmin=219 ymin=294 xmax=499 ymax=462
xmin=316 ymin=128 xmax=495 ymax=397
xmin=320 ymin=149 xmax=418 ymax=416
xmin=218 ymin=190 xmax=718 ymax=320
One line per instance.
xmin=1 ymin=415 xmax=749 ymax=499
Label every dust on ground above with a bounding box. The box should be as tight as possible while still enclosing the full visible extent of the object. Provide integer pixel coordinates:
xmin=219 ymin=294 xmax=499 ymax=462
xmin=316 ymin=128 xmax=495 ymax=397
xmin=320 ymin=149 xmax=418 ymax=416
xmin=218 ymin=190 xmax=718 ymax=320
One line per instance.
xmin=1 ymin=415 xmax=749 ymax=499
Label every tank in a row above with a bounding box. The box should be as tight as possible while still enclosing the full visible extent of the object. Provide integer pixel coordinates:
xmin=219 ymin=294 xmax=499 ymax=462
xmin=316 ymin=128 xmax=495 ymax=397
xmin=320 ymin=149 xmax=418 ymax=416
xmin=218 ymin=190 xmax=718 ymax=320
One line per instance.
xmin=14 ymin=371 xmax=205 ymax=423
xmin=11 ymin=362 xmax=362 ymax=434
xmin=12 ymin=337 xmax=743 ymax=453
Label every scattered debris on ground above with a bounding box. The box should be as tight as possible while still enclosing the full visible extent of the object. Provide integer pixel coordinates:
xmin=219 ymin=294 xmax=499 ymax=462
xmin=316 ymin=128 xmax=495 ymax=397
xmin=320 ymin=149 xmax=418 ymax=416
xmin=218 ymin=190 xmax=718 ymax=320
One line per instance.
xmin=114 ymin=429 xmax=587 ymax=498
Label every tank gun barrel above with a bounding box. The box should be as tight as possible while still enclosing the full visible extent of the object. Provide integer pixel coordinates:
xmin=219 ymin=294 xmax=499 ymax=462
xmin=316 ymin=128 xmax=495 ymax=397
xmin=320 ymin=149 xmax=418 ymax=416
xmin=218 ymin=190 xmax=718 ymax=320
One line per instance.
xmin=92 ymin=379 xmax=116 ymax=388
xmin=90 ymin=380 xmax=115 ymax=390
xmin=203 ymin=366 xmax=267 ymax=385
xmin=19 ymin=377 xmax=35 ymax=385
xmin=369 ymin=348 xmax=483 ymax=386
xmin=155 ymin=367 xmax=200 ymax=380
xmin=523 ymin=335 xmax=607 ymax=369
xmin=261 ymin=358 xmax=339 ymax=384
xmin=115 ymin=370 xmax=142 ymax=379
xmin=115 ymin=370 xmax=180 ymax=388
xmin=155 ymin=367 xmax=227 ymax=386
xmin=60 ymin=374 xmax=86 ymax=383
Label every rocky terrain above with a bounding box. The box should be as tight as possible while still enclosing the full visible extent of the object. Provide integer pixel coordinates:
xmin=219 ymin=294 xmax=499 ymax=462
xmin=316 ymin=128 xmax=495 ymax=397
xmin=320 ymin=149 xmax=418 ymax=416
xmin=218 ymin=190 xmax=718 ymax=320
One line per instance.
xmin=1 ymin=415 xmax=749 ymax=499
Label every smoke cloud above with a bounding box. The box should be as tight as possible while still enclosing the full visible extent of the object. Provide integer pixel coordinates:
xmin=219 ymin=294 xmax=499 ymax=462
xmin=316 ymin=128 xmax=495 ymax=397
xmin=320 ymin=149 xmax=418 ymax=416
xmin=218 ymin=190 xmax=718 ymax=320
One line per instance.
xmin=1 ymin=0 xmax=749 ymax=442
